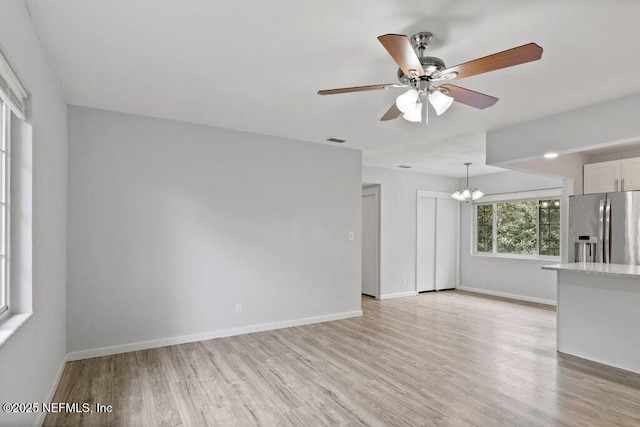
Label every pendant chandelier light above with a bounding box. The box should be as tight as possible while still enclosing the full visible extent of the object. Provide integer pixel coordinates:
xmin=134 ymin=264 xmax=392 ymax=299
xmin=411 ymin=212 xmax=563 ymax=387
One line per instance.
xmin=452 ymin=162 xmax=484 ymax=202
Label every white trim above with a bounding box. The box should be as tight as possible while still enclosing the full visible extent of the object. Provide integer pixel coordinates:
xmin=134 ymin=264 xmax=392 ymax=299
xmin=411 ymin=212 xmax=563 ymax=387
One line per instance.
xmin=2 ymin=101 xmax=11 ymax=320
xmin=378 ymin=291 xmax=418 ymax=300
xmin=459 ymin=286 xmax=556 ymax=306
xmin=67 ymin=310 xmax=363 ymax=361
xmin=471 ymin=252 xmax=561 ymax=262
xmin=0 ymin=49 xmax=27 ymax=120
xmin=455 ymin=199 xmax=461 ymax=289
xmin=0 ymin=312 xmax=31 ymax=346
xmin=362 ymin=185 xmax=381 ymax=298
xmin=478 ymin=188 xmax=562 ymax=204
xmin=34 ymin=353 xmax=69 ymax=426
xmin=416 ymin=190 xmax=454 ymax=199
xmin=471 ymin=189 xmax=562 ymax=259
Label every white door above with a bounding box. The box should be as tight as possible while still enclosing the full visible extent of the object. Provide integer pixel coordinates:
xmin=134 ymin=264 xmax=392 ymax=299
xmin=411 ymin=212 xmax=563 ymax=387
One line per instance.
xmin=417 ymin=191 xmax=459 ymax=293
xmin=362 ymin=187 xmax=379 ymax=297
xmin=435 ymin=199 xmax=457 ymax=290
xmin=416 ymin=197 xmax=436 ymax=292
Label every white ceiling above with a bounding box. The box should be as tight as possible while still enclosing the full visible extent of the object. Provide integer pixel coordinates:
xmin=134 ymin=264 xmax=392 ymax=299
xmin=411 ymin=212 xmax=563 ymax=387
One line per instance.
xmin=25 ymin=0 xmax=640 ymax=177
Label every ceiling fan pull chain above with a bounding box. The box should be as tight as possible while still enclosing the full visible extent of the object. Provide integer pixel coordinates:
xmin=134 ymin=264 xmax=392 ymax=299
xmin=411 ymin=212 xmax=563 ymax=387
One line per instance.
xmin=424 ymin=95 xmax=428 ymax=125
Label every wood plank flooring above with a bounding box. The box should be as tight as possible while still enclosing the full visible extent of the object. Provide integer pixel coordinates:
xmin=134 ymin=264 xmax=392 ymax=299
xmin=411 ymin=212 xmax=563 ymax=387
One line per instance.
xmin=45 ymin=291 xmax=640 ymax=426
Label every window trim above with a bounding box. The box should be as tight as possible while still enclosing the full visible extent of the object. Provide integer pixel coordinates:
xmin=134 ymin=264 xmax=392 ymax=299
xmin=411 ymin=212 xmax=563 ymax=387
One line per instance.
xmin=0 ymin=101 xmax=10 ymax=321
xmin=0 ymin=48 xmax=28 ymax=120
xmin=471 ymin=189 xmax=562 ymax=261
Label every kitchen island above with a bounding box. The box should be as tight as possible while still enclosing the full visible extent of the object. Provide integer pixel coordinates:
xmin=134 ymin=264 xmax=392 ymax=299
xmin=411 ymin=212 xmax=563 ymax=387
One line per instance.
xmin=543 ymin=262 xmax=640 ymax=374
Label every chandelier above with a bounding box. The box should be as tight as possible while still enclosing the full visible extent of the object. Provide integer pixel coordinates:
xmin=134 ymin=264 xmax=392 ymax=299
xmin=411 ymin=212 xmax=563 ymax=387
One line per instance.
xmin=452 ymin=162 xmax=484 ymax=202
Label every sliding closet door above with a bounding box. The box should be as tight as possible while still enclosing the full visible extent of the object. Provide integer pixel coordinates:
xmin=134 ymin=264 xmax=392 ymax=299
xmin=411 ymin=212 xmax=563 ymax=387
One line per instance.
xmin=416 ymin=191 xmax=459 ymax=293
xmin=416 ymin=197 xmax=436 ymax=292
xmin=435 ymin=198 xmax=457 ymax=290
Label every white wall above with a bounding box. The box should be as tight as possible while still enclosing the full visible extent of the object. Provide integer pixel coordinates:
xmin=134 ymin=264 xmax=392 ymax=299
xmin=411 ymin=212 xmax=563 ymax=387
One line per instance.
xmin=67 ymin=106 xmax=361 ymax=355
xmin=0 ymin=1 xmax=68 ymax=426
xmin=486 ymin=93 xmax=640 ymax=165
xmin=459 ymin=171 xmax=562 ymax=304
xmin=362 ymin=166 xmax=458 ymax=298
xmin=509 ymin=153 xmax=588 ymax=195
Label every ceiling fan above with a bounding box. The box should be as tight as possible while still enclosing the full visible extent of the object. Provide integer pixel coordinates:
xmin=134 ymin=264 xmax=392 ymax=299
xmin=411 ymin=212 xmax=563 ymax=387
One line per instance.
xmin=318 ymin=32 xmax=543 ymax=123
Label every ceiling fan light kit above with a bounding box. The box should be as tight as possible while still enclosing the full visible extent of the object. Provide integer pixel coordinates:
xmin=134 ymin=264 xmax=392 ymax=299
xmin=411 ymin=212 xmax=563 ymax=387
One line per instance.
xmin=403 ymin=100 xmax=423 ymax=123
xmin=428 ymin=89 xmax=454 ymax=116
xmin=318 ymin=30 xmax=542 ymax=124
xmin=396 ymin=89 xmax=419 ymax=113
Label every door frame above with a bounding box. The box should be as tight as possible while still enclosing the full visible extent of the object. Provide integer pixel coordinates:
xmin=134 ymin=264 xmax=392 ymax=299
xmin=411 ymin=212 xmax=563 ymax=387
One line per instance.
xmin=362 ymin=184 xmax=381 ymax=298
xmin=416 ymin=190 xmax=460 ymax=293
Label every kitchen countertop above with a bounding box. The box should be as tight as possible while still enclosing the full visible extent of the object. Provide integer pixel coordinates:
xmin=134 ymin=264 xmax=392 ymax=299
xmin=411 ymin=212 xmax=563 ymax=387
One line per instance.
xmin=542 ymin=262 xmax=640 ymax=278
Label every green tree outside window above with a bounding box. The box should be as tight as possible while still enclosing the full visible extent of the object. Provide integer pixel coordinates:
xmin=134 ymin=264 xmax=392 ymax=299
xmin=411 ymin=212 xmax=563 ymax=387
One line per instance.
xmin=475 ymin=198 xmax=560 ymax=257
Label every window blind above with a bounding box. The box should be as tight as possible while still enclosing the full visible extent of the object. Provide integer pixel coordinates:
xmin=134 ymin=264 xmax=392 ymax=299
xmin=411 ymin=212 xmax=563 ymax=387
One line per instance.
xmin=0 ymin=49 xmax=27 ymax=120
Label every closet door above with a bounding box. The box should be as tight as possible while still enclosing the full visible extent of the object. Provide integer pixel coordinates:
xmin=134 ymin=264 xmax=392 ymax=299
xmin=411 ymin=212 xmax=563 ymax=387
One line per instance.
xmin=416 ymin=191 xmax=459 ymax=293
xmin=416 ymin=197 xmax=436 ymax=292
xmin=435 ymin=199 xmax=457 ymax=290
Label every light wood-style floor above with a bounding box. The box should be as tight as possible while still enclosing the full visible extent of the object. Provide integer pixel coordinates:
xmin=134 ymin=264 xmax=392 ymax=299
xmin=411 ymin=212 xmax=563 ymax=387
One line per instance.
xmin=45 ymin=291 xmax=640 ymax=426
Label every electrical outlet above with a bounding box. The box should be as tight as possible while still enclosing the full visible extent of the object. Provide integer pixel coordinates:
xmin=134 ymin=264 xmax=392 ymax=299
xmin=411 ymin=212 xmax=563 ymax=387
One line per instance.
xmin=402 ymin=276 xmax=407 ymax=285
xmin=235 ymin=304 xmax=242 ymax=314
xmin=348 ymin=231 xmax=355 ymax=240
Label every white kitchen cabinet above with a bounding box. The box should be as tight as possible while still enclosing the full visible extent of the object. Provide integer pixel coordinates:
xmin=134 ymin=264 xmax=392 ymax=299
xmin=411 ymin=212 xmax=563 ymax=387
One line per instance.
xmin=584 ymin=160 xmax=621 ymax=194
xmin=584 ymin=157 xmax=640 ymax=194
xmin=621 ymin=157 xmax=640 ymax=191
xmin=583 ymin=160 xmax=621 ymax=194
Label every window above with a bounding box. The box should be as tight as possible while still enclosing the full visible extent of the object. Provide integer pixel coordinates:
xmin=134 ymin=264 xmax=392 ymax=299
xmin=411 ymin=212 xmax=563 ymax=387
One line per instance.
xmin=474 ymin=194 xmax=561 ymax=258
xmin=0 ymin=46 xmax=27 ymax=326
xmin=0 ymin=101 xmax=8 ymax=318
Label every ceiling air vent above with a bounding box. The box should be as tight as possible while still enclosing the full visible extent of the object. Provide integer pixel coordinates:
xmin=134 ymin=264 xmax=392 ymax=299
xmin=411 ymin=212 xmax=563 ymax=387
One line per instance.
xmin=398 ymin=165 xmax=413 ymax=169
xmin=326 ymin=137 xmax=346 ymax=144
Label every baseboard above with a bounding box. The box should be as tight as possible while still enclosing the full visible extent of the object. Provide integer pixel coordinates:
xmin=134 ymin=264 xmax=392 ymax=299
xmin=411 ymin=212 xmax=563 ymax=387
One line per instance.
xmin=557 ymin=350 xmax=640 ymax=375
xmin=378 ymin=291 xmax=418 ymax=300
xmin=34 ymin=352 xmax=68 ymax=426
xmin=67 ymin=310 xmax=363 ymax=361
xmin=459 ymin=286 xmax=556 ymax=306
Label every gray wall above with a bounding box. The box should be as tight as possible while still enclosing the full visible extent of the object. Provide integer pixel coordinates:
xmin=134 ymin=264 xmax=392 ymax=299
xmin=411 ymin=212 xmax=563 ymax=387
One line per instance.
xmin=0 ymin=1 xmax=68 ymax=426
xmin=362 ymin=166 xmax=458 ymax=297
xmin=459 ymin=171 xmax=563 ymax=304
xmin=67 ymin=106 xmax=362 ymax=354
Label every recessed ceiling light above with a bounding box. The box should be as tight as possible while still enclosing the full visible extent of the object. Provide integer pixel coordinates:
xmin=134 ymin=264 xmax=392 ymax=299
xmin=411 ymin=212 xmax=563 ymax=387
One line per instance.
xmin=544 ymin=152 xmax=559 ymax=159
xmin=398 ymin=165 xmax=412 ymax=169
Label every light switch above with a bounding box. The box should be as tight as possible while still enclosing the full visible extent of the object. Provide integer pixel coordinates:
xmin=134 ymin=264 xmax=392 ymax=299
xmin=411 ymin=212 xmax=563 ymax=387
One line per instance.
xmin=348 ymin=231 xmax=355 ymax=240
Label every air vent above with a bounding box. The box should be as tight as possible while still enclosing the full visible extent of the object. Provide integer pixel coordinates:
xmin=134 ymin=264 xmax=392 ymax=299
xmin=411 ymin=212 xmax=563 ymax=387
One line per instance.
xmin=326 ymin=137 xmax=346 ymax=144
xmin=398 ymin=165 xmax=413 ymax=169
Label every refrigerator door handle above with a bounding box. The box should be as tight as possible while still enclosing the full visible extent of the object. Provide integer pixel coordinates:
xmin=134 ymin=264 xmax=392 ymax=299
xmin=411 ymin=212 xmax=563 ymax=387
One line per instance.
xmin=599 ymin=199 xmax=605 ymax=262
xmin=604 ymin=199 xmax=611 ymax=263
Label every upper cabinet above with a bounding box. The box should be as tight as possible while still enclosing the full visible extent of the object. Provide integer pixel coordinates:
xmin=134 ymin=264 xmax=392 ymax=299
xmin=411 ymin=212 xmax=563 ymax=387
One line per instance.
xmin=620 ymin=158 xmax=640 ymax=191
xmin=584 ymin=160 xmax=621 ymax=194
xmin=584 ymin=157 xmax=640 ymax=194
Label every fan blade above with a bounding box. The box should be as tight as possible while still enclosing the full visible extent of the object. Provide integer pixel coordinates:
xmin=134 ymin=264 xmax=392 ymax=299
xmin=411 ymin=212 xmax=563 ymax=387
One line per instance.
xmin=318 ymin=83 xmax=403 ymax=95
xmin=377 ymin=34 xmax=425 ymax=78
xmin=380 ymin=103 xmax=401 ymax=121
xmin=439 ymin=84 xmax=498 ymax=109
xmin=439 ymin=43 xmax=542 ymax=80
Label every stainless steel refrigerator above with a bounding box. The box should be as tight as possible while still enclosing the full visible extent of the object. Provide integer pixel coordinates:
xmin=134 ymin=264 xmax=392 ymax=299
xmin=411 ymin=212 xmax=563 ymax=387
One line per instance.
xmin=569 ymin=192 xmax=640 ymax=264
